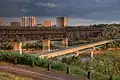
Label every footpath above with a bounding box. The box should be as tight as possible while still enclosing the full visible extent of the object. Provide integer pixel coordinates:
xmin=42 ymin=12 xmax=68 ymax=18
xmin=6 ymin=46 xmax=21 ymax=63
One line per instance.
xmin=0 ymin=63 xmax=85 ymax=80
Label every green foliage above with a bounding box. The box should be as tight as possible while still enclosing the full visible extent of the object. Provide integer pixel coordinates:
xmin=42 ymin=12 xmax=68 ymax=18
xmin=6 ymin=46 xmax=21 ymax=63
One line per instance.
xmin=89 ymin=52 xmax=120 ymax=80
xmin=59 ymin=51 xmax=120 ymax=80
xmin=70 ymin=66 xmax=87 ymax=76
xmin=0 ymin=43 xmax=12 ymax=50
xmin=100 ymin=41 xmax=120 ymax=50
xmin=51 ymin=62 xmax=67 ymax=71
xmin=23 ymin=43 xmax=43 ymax=50
xmin=0 ymin=51 xmax=120 ymax=80
xmin=62 ymin=56 xmax=80 ymax=65
xmin=0 ymin=51 xmax=68 ymax=72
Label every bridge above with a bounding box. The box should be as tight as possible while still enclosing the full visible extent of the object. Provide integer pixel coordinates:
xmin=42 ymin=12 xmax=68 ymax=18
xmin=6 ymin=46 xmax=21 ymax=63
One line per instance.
xmin=34 ymin=39 xmax=120 ymax=58
xmin=0 ymin=26 xmax=119 ymax=59
xmin=0 ymin=26 xmax=102 ymax=51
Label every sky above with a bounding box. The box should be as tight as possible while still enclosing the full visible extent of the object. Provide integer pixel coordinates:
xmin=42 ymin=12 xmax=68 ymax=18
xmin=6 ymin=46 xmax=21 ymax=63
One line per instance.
xmin=1 ymin=0 xmax=120 ymax=21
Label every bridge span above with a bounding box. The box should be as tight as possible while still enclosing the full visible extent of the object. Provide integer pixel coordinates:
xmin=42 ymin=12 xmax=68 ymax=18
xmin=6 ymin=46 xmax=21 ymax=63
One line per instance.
xmin=37 ymin=39 xmax=119 ymax=58
xmin=0 ymin=26 xmax=103 ymax=51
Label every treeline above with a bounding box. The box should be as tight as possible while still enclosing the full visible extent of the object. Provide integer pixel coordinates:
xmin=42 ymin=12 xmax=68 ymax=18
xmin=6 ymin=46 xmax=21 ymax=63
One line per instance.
xmin=69 ymin=24 xmax=120 ymax=42
xmin=101 ymin=41 xmax=120 ymax=50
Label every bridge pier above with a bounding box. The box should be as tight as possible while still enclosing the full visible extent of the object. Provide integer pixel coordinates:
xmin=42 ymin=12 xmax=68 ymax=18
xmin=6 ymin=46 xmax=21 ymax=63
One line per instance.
xmin=91 ymin=47 xmax=96 ymax=58
xmin=43 ymin=39 xmax=50 ymax=51
xmin=75 ymin=51 xmax=80 ymax=57
xmin=13 ymin=42 xmax=22 ymax=54
xmin=62 ymin=38 xmax=68 ymax=48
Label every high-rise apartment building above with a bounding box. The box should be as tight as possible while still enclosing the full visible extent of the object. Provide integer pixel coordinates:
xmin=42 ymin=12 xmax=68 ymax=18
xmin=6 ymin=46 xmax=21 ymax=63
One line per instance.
xmin=56 ymin=17 xmax=67 ymax=27
xmin=10 ymin=22 xmax=21 ymax=27
xmin=44 ymin=20 xmax=52 ymax=27
xmin=29 ymin=16 xmax=36 ymax=27
xmin=21 ymin=16 xmax=27 ymax=27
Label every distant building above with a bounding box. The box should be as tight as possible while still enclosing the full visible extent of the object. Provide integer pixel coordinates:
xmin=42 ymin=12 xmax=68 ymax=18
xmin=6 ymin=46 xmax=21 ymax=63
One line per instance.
xmin=44 ymin=20 xmax=52 ymax=27
xmin=52 ymin=25 xmax=57 ymax=27
xmin=56 ymin=17 xmax=67 ymax=27
xmin=0 ymin=18 xmax=3 ymax=26
xmin=36 ymin=24 xmax=44 ymax=27
xmin=21 ymin=16 xmax=27 ymax=27
xmin=29 ymin=16 xmax=36 ymax=27
xmin=10 ymin=22 xmax=21 ymax=27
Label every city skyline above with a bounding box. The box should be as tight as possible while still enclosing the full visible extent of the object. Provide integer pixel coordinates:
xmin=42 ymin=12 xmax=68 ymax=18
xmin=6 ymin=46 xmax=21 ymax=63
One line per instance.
xmin=1 ymin=0 xmax=120 ymax=21
xmin=1 ymin=17 xmax=120 ymax=26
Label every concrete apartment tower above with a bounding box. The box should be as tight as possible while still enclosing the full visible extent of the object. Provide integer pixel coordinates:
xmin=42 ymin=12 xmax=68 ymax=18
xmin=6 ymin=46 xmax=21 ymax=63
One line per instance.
xmin=29 ymin=16 xmax=36 ymax=27
xmin=56 ymin=17 xmax=67 ymax=27
xmin=21 ymin=16 xmax=27 ymax=27
xmin=44 ymin=20 xmax=52 ymax=27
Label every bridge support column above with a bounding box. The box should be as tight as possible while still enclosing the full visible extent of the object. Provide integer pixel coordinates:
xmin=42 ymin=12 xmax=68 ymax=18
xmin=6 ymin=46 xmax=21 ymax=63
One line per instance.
xmin=91 ymin=47 xmax=96 ymax=58
xmin=13 ymin=42 xmax=22 ymax=54
xmin=75 ymin=51 xmax=79 ymax=57
xmin=62 ymin=38 xmax=68 ymax=48
xmin=43 ymin=39 xmax=50 ymax=51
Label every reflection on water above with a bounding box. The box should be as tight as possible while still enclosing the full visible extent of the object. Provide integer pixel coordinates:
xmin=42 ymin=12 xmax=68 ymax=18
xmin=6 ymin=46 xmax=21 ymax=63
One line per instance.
xmin=80 ymin=53 xmax=91 ymax=61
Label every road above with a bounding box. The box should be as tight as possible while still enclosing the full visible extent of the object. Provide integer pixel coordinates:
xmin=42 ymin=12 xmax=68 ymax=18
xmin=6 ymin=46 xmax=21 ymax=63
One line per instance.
xmin=0 ymin=64 xmax=84 ymax=80
xmin=37 ymin=40 xmax=113 ymax=58
xmin=37 ymin=39 xmax=120 ymax=58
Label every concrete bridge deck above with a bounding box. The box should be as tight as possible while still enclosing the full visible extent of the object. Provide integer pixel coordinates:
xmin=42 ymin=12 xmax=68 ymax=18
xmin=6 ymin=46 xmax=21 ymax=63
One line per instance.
xmin=35 ymin=39 xmax=119 ymax=58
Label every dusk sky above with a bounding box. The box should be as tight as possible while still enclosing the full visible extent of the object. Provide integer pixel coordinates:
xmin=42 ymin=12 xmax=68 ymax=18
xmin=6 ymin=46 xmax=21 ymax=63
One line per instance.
xmin=1 ymin=0 xmax=120 ymax=21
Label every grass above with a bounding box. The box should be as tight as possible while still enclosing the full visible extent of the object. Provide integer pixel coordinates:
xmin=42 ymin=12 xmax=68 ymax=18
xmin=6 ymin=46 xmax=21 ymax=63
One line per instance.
xmin=70 ymin=66 xmax=87 ymax=76
xmin=0 ymin=72 xmax=32 ymax=80
xmin=1 ymin=50 xmax=119 ymax=80
xmin=0 ymin=61 xmax=9 ymax=65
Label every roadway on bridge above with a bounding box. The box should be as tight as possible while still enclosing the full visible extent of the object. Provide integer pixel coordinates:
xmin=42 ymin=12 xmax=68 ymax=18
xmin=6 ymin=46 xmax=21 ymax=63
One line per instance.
xmin=36 ymin=39 xmax=120 ymax=58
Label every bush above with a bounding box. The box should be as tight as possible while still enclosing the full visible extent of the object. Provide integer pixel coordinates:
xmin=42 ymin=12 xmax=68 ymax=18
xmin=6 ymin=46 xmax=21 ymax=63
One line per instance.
xmin=57 ymin=51 xmax=120 ymax=80
xmin=0 ymin=51 xmax=67 ymax=72
xmin=70 ymin=66 xmax=87 ymax=76
xmin=51 ymin=62 xmax=67 ymax=71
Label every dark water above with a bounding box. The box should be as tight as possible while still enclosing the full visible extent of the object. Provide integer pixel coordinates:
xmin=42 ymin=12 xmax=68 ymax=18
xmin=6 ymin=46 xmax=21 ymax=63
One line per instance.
xmin=80 ymin=53 xmax=91 ymax=61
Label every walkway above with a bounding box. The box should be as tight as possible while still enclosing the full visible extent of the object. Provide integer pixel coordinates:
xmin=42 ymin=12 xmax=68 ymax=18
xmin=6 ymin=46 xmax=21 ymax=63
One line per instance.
xmin=0 ymin=64 xmax=85 ymax=80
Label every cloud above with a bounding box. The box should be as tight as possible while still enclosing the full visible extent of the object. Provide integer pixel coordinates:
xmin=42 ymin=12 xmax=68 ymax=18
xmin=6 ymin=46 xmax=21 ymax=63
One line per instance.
xmin=20 ymin=8 xmax=29 ymax=13
xmin=8 ymin=0 xmax=31 ymax=3
xmin=35 ymin=2 xmax=57 ymax=8
xmin=1 ymin=0 xmax=120 ymax=20
xmin=96 ymin=0 xmax=101 ymax=3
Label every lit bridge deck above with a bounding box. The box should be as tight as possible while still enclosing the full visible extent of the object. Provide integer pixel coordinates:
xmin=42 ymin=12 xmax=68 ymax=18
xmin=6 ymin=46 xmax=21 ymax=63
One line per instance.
xmin=33 ymin=39 xmax=120 ymax=58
